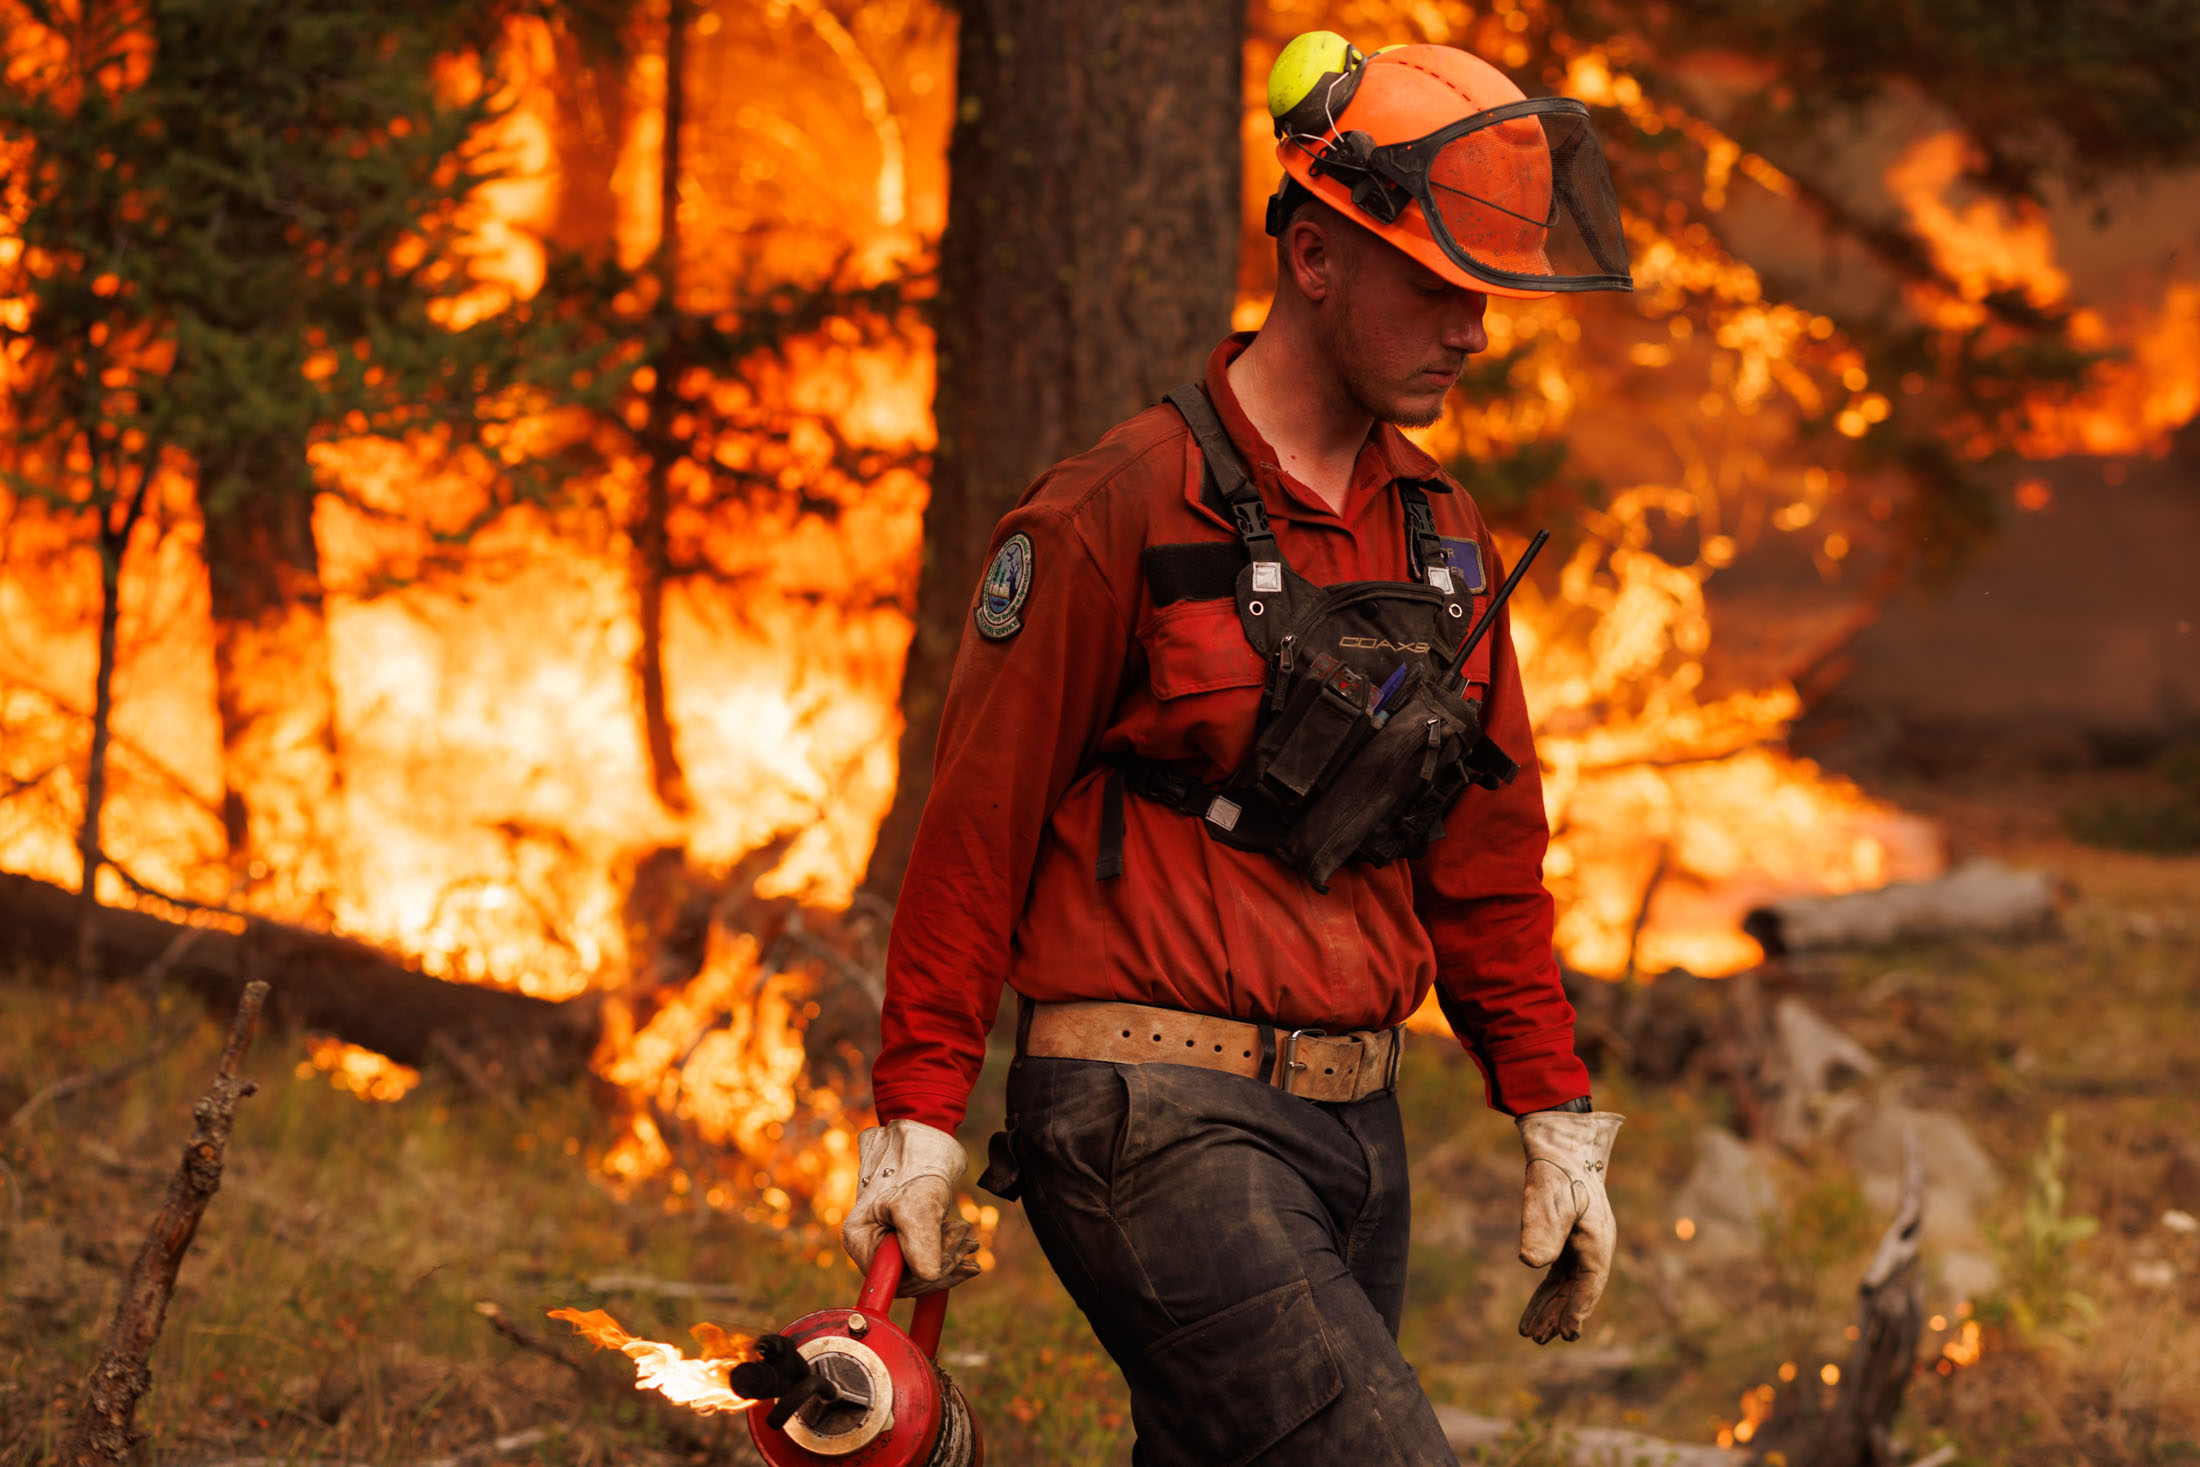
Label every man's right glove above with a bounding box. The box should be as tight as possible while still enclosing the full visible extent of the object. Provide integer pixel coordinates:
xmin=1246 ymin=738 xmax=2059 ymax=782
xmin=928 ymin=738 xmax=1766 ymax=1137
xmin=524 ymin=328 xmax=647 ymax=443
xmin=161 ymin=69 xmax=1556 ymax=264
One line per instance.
xmin=841 ymin=1119 xmax=981 ymax=1297
xmin=1516 ymin=1109 xmax=1625 ymax=1344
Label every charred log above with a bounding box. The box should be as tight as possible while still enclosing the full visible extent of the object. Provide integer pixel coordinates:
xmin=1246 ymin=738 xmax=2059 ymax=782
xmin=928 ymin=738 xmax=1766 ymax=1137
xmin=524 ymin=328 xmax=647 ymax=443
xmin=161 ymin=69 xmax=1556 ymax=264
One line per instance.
xmin=0 ymin=871 xmax=598 ymax=1084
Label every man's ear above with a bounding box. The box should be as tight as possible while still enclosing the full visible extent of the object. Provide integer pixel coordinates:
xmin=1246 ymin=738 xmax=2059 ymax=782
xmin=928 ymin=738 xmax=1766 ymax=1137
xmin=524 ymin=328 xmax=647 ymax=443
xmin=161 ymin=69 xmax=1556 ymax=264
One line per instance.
xmin=1284 ymin=216 xmax=1339 ymax=304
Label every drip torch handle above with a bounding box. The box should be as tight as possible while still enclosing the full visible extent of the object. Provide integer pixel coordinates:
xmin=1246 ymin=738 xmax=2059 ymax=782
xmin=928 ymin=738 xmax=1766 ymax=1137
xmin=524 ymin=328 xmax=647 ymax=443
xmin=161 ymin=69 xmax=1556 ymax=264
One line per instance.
xmin=852 ymin=1234 xmax=953 ymax=1360
xmin=911 ymin=1288 xmax=948 ymax=1359
xmin=1443 ymin=527 xmax=1551 ymax=681
xmin=857 ymin=1235 xmax=905 ymax=1312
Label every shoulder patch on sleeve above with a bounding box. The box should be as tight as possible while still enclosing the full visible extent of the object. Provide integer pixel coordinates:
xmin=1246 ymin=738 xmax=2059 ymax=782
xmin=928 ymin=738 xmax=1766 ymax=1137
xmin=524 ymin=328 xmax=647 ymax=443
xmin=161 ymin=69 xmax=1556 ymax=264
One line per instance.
xmin=974 ymin=532 xmax=1035 ymax=641
xmin=1437 ymin=536 xmax=1487 ymax=593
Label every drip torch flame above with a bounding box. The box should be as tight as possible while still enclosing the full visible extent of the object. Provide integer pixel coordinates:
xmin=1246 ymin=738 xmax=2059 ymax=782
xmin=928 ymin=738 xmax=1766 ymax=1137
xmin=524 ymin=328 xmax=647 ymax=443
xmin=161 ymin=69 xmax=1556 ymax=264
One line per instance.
xmin=548 ymin=1305 xmax=758 ymax=1413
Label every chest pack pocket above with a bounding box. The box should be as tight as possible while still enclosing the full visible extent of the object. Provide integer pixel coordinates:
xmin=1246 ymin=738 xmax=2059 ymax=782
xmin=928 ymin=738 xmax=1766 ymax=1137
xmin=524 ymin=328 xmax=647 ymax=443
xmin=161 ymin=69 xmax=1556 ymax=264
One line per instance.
xmin=1095 ymin=384 xmax=1531 ymax=892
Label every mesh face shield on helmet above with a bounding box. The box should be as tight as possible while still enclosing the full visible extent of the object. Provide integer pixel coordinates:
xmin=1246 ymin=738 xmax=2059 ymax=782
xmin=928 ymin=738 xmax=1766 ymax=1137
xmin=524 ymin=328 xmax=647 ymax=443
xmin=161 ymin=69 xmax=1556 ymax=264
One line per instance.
xmin=1300 ymin=97 xmax=1633 ymax=295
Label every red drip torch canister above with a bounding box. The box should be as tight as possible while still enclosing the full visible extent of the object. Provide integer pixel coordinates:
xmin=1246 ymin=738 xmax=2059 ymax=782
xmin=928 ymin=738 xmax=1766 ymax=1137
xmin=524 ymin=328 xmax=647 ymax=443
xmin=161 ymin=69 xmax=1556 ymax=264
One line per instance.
xmin=733 ymin=1237 xmax=982 ymax=1467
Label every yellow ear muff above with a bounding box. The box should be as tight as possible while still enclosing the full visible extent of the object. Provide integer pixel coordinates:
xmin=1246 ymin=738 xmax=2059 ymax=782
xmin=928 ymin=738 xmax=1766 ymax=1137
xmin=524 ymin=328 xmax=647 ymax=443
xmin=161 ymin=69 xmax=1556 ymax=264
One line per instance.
xmin=1267 ymin=30 xmax=1364 ymax=139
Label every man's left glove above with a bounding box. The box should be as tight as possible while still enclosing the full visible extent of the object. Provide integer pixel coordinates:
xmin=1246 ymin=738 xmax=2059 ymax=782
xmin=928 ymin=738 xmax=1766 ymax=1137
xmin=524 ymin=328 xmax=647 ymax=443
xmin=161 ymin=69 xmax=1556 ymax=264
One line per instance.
xmin=1516 ymin=1109 xmax=1625 ymax=1344
xmin=841 ymin=1120 xmax=981 ymax=1297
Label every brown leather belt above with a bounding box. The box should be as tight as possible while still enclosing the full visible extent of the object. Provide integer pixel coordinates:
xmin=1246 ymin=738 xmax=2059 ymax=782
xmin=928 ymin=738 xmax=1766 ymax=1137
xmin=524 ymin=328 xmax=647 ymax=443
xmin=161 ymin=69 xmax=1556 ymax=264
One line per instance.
xmin=1021 ymin=999 xmax=1403 ymax=1104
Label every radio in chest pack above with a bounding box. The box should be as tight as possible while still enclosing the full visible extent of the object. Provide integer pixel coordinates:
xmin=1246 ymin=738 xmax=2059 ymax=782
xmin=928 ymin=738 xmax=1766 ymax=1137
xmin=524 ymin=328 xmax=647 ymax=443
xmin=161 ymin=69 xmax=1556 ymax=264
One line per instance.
xmin=1098 ymin=384 xmax=1545 ymax=892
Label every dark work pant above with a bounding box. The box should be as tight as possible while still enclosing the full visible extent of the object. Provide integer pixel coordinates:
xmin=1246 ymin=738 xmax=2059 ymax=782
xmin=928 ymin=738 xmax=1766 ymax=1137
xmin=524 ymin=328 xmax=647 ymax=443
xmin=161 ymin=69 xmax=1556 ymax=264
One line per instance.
xmin=985 ymin=1056 xmax=1457 ymax=1467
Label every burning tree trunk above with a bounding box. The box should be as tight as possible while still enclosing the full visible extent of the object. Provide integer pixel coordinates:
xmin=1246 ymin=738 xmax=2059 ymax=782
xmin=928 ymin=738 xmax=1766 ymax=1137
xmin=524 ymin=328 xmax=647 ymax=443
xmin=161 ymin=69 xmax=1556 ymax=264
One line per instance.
xmin=199 ymin=480 xmax=345 ymax=915
xmin=633 ymin=0 xmax=694 ymax=816
xmin=863 ymin=0 xmax=1244 ymax=896
xmin=76 ymin=468 xmax=157 ymax=990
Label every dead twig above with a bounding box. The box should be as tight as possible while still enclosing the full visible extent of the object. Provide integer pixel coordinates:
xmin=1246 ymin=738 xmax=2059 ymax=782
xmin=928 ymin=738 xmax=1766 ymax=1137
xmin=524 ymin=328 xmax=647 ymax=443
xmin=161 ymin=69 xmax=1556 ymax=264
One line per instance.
xmin=64 ymin=980 xmax=269 ymax=1467
xmin=9 ymin=928 xmax=208 ymax=1133
xmin=472 ymin=1301 xmax=598 ymax=1387
xmin=475 ymin=1300 xmax=718 ymax=1452
xmin=6 ymin=1014 xmax=199 ymax=1134
xmin=426 ymin=1032 xmax=532 ymax=1128
xmin=8 ymin=928 xmax=207 ymax=1134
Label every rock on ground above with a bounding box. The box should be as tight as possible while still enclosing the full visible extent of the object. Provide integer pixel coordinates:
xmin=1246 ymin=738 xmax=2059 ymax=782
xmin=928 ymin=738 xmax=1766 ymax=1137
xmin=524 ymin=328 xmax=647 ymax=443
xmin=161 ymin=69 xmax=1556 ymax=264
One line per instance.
xmin=1668 ymin=1127 xmax=1780 ymax=1259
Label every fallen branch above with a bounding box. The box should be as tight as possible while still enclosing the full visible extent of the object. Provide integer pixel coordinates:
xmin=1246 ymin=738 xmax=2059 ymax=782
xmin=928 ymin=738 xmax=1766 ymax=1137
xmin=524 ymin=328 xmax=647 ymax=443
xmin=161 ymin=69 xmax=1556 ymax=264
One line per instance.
xmin=473 ymin=1301 xmax=716 ymax=1452
xmin=66 ymin=980 xmax=270 ymax=1467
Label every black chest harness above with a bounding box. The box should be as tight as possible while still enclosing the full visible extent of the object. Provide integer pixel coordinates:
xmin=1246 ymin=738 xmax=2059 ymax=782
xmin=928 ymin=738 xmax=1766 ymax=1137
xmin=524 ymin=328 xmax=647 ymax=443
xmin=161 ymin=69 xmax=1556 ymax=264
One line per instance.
xmin=1096 ymin=384 xmax=1534 ymax=892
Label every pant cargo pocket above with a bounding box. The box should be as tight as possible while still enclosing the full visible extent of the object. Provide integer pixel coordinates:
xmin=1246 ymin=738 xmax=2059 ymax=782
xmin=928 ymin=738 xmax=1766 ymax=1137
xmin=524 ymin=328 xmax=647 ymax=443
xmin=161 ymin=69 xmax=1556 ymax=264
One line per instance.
xmin=1129 ymin=1277 xmax=1344 ymax=1467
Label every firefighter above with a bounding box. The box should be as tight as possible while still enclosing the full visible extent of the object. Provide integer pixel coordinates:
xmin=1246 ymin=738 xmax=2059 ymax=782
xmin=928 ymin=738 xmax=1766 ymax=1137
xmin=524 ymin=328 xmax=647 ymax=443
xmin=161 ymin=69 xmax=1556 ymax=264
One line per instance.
xmin=844 ymin=35 xmax=1634 ymax=1465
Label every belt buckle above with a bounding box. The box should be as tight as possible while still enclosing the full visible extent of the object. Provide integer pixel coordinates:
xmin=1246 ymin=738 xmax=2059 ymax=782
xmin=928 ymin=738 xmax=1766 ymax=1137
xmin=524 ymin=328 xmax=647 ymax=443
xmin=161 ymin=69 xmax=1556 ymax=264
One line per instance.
xmin=1382 ymin=1028 xmax=1402 ymax=1093
xmin=1279 ymin=1028 xmax=1327 ymax=1096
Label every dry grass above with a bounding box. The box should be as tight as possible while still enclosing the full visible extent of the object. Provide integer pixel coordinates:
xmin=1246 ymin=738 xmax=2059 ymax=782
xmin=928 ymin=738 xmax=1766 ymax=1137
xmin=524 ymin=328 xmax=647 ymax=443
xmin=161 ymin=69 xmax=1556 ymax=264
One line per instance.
xmin=3 ymin=790 xmax=2195 ymax=1464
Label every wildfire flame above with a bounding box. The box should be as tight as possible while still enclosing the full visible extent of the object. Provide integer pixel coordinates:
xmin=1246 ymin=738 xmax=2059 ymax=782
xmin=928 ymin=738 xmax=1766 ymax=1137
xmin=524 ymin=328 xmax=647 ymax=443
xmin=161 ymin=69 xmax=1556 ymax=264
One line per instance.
xmin=297 ymin=1037 xmax=422 ymax=1103
xmin=3 ymin=1 xmax=2194 ymax=1243
xmin=547 ymin=1305 xmax=757 ymax=1413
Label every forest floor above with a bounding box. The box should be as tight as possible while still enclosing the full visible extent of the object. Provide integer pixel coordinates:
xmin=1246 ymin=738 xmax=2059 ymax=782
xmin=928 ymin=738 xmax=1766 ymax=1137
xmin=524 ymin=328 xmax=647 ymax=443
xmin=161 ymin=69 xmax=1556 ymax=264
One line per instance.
xmin=2 ymin=767 xmax=2197 ymax=1466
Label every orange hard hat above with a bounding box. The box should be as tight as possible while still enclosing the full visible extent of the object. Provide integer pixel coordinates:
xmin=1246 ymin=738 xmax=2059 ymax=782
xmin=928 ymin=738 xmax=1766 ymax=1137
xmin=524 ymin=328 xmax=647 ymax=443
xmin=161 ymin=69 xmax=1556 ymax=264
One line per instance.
xmin=1267 ymin=40 xmax=1632 ymax=299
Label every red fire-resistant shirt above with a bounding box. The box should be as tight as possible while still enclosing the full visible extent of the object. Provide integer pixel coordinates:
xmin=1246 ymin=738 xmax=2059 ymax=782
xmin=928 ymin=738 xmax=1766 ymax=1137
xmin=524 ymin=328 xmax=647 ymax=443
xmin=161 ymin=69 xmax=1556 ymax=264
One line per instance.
xmin=873 ymin=334 xmax=1589 ymax=1134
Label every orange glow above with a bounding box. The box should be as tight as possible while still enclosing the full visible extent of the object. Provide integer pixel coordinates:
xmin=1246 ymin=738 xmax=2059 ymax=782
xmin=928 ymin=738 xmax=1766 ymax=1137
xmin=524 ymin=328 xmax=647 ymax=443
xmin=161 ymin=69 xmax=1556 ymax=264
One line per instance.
xmin=2018 ymin=285 xmax=2200 ymax=458
xmin=1886 ymin=134 xmax=2200 ymax=462
xmin=1942 ymin=1318 xmax=1984 ymax=1370
xmin=1887 ymin=134 xmax=2068 ymax=330
xmin=592 ymin=923 xmax=868 ymax=1225
xmin=297 ymin=1037 xmax=423 ymax=1102
xmin=548 ymin=1306 xmax=756 ymax=1413
xmin=1719 ymin=1381 xmax=1778 ymax=1447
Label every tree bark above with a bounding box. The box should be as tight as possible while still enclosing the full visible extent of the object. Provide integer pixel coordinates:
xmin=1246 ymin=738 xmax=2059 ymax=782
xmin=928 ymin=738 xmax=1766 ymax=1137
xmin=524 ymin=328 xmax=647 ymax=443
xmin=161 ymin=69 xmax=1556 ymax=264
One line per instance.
xmin=4 ymin=870 xmax=598 ymax=1081
xmin=861 ymin=0 xmax=1243 ymax=898
xmin=65 ymin=980 xmax=268 ymax=1466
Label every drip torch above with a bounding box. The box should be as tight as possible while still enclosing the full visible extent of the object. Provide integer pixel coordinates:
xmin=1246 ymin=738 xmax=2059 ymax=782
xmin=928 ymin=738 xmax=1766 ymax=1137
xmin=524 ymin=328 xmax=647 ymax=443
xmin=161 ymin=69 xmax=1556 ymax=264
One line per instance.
xmin=731 ymin=1236 xmax=982 ymax=1466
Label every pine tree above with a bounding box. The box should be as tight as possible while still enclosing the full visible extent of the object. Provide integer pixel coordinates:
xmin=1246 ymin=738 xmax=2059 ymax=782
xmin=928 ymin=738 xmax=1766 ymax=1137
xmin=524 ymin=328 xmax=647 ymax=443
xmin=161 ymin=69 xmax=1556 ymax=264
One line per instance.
xmin=0 ymin=0 xmax=600 ymax=977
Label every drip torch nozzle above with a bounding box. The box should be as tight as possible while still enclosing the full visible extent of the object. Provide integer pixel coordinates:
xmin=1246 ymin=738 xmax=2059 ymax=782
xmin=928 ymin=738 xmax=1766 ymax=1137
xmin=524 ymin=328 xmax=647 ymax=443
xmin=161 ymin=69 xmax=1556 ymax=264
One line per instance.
xmin=734 ymin=1333 xmax=877 ymax=1433
xmin=729 ymin=1333 xmax=805 ymax=1402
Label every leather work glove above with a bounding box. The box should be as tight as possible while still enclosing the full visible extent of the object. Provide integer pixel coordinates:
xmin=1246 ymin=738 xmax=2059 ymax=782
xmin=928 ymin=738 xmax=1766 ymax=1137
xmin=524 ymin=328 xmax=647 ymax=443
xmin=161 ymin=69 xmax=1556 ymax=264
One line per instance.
xmin=841 ymin=1120 xmax=981 ymax=1297
xmin=1515 ymin=1109 xmax=1625 ymax=1344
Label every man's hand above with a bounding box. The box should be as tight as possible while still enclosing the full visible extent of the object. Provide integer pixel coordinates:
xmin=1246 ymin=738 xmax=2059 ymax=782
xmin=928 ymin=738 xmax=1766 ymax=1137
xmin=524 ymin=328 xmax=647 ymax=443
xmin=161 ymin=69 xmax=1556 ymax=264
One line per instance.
xmin=1515 ymin=1109 xmax=1624 ymax=1343
xmin=841 ymin=1120 xmax=981 ymax=1297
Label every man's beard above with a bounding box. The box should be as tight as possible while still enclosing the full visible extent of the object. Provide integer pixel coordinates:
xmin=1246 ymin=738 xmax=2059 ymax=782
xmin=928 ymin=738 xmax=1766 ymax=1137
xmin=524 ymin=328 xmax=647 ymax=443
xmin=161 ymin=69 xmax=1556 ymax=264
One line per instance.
xmin=1318 ymin=294 xmax=1451 ymax=429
